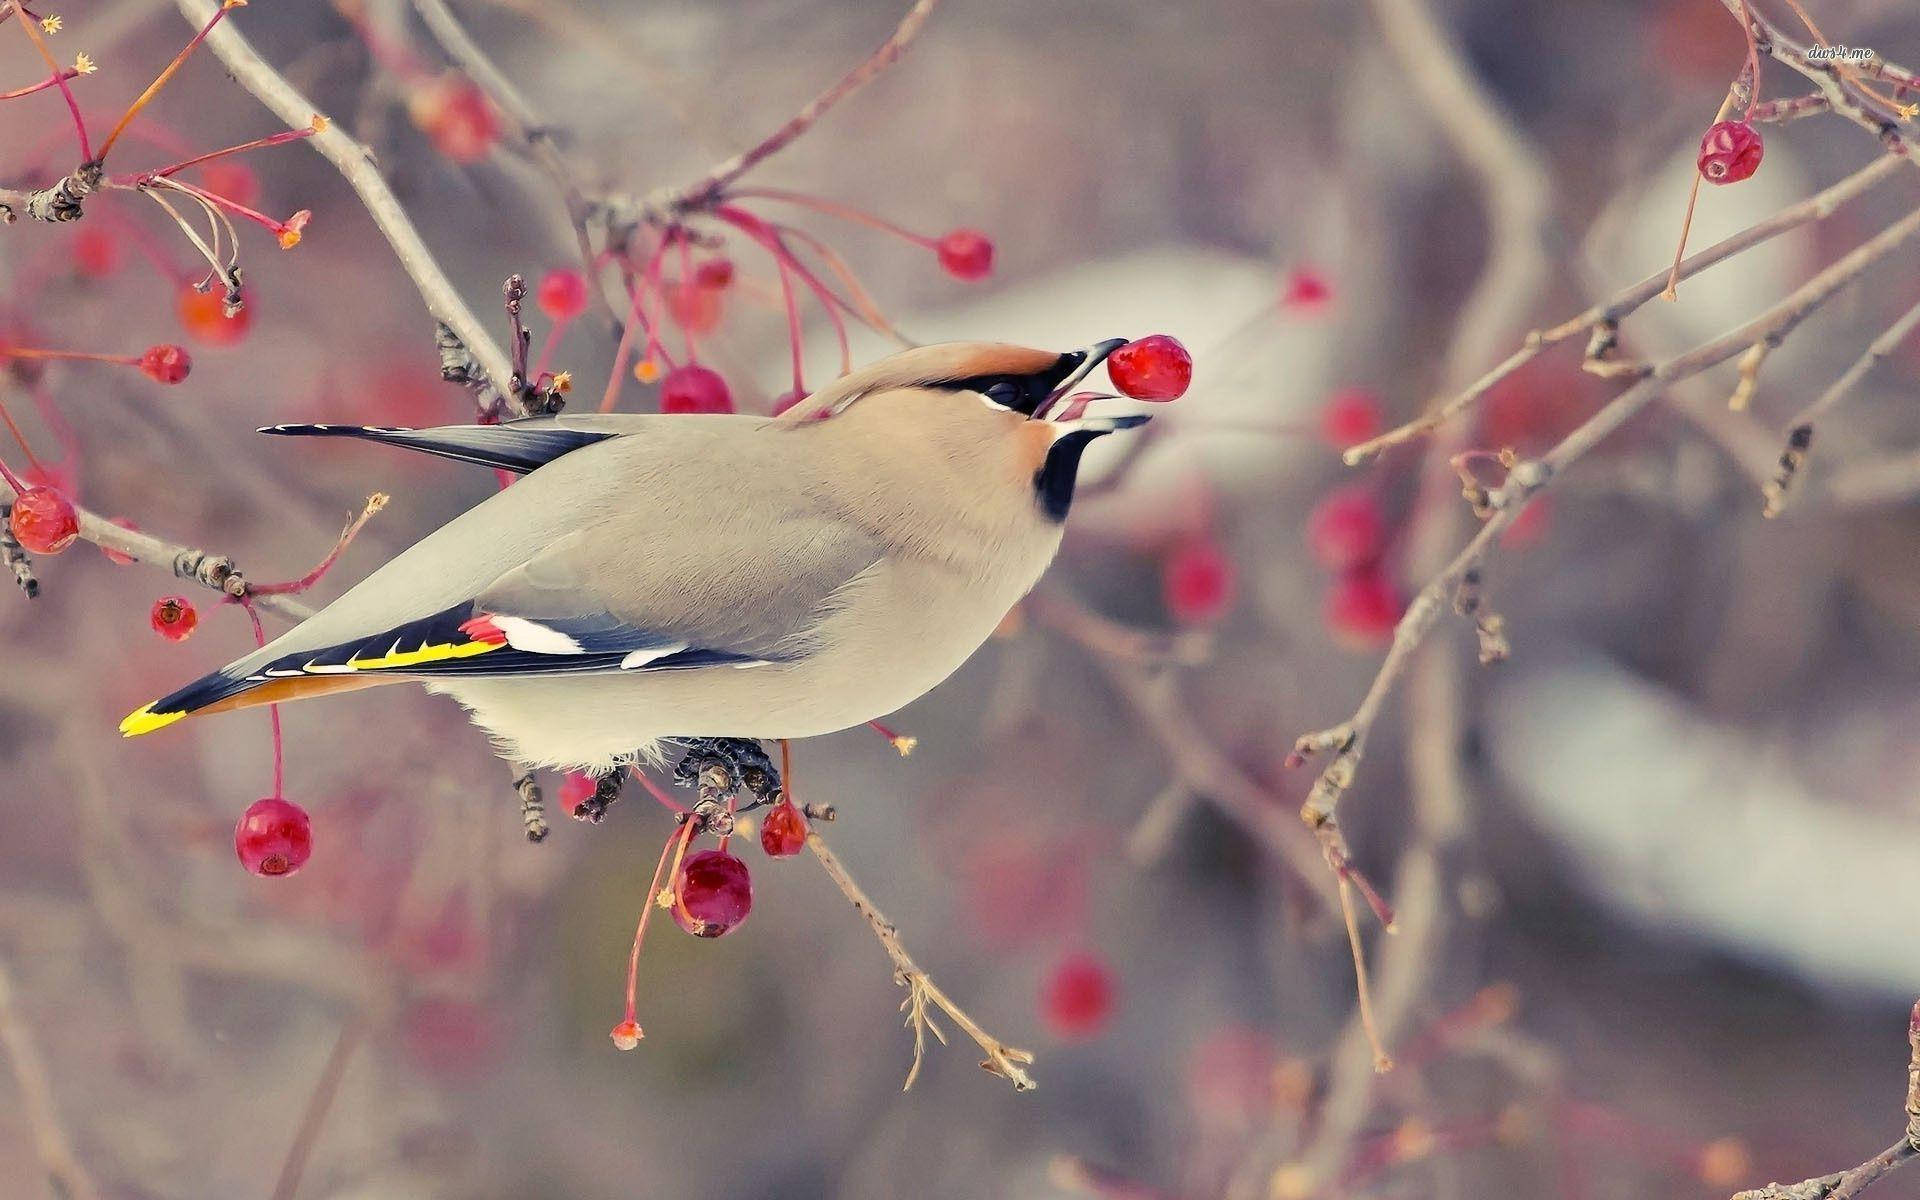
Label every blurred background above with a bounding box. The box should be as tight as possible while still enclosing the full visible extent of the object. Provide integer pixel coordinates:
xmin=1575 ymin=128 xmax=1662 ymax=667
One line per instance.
xmin=3 ymin=0 xmax=1920 ymax=1196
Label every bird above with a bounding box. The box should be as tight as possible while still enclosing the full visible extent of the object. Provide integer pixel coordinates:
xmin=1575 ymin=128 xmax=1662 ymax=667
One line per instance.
xmin=119 ymin=340 xmax=1150 ymax=782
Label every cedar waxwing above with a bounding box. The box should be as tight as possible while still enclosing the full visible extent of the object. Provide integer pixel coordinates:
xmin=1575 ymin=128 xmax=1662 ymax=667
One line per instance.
xmin=119 ymin=341 xmax=1149 ymax=773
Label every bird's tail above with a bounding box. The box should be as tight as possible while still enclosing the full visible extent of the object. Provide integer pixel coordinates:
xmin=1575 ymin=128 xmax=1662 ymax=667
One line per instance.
xmin=120 ymin=666 xmax=388 ymax=737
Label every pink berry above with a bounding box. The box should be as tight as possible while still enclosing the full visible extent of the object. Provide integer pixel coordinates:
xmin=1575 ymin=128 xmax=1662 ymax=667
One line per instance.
xmin=1697 ymin=120 xmax=1763 ymax=185
xmin=694 ymin=258 xmax=735 ymax=290
xmin=149 ymin=595 xmax=199 ymax=642
xmin=138 ymin=344 xmax=192 ymax=385
xmin=659 ymin=364 xmax=733 ymax=414
xmin=1041 ymin=952 xmax=1115 ymax=1040
xmin=1281 ymin=267 xmax=1333 ymax=311
xmin=1321 ymin=387 xmax=1383 ymax=446
xmin=72 ymin=227 xmax=120 ymax=277
xmin=935 ymin=229 xmax=994 ymax=281
xmin=234 ymin=797 xmax=313 ymax=878
xmin=409 ymin=77 xmax=500 ymax=164
xmin=1107 ymin=334 xmax=1193 ymax=401
xmin=759 ymin=801 xmax=806 ymax=858
xmin=1163 ymin=539 xmax=1236 ymax=625
xmin=8 ymin=486 xmax=79 ymax=555
xmin=535 ymin=269 xmax=589 ymax=321
xmin=1325 ymin=565 xmax=1402 ymax=649
xmin=1305 ymin=486 xmax=1387 ymax=572
xmin=671 ymin=849 xmax=752 ymax=937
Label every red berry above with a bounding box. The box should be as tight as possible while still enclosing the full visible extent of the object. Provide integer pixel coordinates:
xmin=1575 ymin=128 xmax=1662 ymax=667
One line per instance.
xmin=695 ymin=258 xmax=735 ymax=290
xmin=935 ymin=229 xmax=994 ymax=281
xmin=198 ymin=161 xmax=260 ymax=210
xmin=409 ymin=77 xmax=500 ymax=164
xmin=671 ymin=848 xmax=752 ymax=937
xmin=149 ymin=595 xmax=199 ymax=642
xmin=1107 ymin=334 xmax=1193 ymax=401
xmin=557 ymin=771 xmax=595 ymax=816
xmin=234 ymin=797 xmax=313 ymax=877
xmin=1305 ymin=486 xmax=1387 ymax=572
xmin=1281 ymin=267 xmax=1333 ymax=311
xmin=535 ymin=269 xmax=589 ymax=322
xmin=177 ymin=288 xmax=252 ymax=347
xmin=658 ymin=364 xmax=733 ymax=414
xmin=1040 ymin=952 xmax=1116 ymax=1040
xmin=138 ymin=343 xmax=192 ymax=385
xmin=1321 ymin=387 xmax=1383 ymax=446
xmin=1697 ymin=120 xmax=1763 ymax=185
xmin=664 ymin=280 xmax=723 ymax=334
xmin=1325 ymin=565 xmax=1402 ymax=649
xmin=1163 ymin=538 xmax=1236 ymax=625
xmin=72 ymin=226 xmax=120 ymax=277
xmin=759 ymin=801 xmax=807 ymax=858
xmin=8 ymin=486 xmax=79 ymax=555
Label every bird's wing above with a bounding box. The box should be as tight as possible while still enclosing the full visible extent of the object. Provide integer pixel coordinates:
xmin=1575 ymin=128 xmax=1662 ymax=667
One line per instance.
xmin=256 ymin=413 xmax=761 ymax=475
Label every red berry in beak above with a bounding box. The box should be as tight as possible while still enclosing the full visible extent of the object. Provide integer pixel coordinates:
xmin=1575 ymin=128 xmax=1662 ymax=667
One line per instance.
xmin=234 ymin=797 xmax=313 ymax=877
xmin=1107 ymin=334 xmax=1193 ymax=401
xmin=1697 ymin=120 xmax=1763 ymax=184
xmin=8 ymin=486 xmax=79 ymax=555
xmin=659 ymin=364 xmax=734 ymax=414
xmin=138 ymin=344 xmax=192 ymax=385
xmin=671 ymin=849 xmax=753 ymax=937
xmin=535 ymin=269 xmax=589 ymax=321
xmin=149 ymin=595 xmax=199 ymax=642
xmin=935 ymin=229 xmax=994 ymax=281
xmin=759 ymin=801 xmax=807 ymax=857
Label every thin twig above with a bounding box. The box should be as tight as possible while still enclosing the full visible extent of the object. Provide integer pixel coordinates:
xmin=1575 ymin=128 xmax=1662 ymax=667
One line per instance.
xmin=806 ymin=829 xmax=1035 ymax=1091
xmin=269 ymin=1014 xmax=368 ymax=1200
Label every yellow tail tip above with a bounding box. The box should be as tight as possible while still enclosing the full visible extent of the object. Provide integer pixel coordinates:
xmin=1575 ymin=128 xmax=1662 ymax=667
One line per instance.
xmin=120 ymin=702 xmax=185 ymax=738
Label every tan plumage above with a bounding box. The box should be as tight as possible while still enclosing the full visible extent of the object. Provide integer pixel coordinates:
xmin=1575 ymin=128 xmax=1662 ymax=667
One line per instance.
xmin=121 ymin=341 xmax=1146 ymax=770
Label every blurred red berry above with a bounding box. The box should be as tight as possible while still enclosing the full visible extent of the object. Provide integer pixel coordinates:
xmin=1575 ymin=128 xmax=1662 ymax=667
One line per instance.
xmin=1325 ymin=565 xmax=1402 ymax=649
xmin=409 ymin=76 xmax=500 ymax=163
xmin=1041 ymin=952 xmax=1115 ymax=1040
xmin=558 ymin=771 xmax=595 ymax=816
xmin=8 ymin=486 xmax=79 ymax=554
xmin=234 ymin=797 xmax=313 ymax=877
xmin=1281 ymin=267 xmax=1333 ymax=311
xmin=1321 ymin=387 xmax=1383 ymax=447
xmin=401 ymin=996 xmax=495 ymax=1077
xmin=694 ymin=258 xmax=735 ymax=290
xmin=935 ymin=229 xmax=994 ymax=281
xmin=149 ymin=595 xmax=198 ymax=642
xmin=659 ymin=364 xmax=733 ymax=414
xmin=101 ymin=517 xmax=137 ymax=565
xmin=1163 ymin=538 xmax=1236 ymax=625
xmin=138 ymin=343 xmax=192 ymax=385
xmin=664 ymin=280 xmax=723 ymax=335
xmin=72 ymin=226 xmax=120 ymax=277
xmin=198 ymin=161 xmax=260 ymax=209
xmin=771 ymin=388 xmax=808 ymax=416
xmin=1698 ymin=120 xmax=1763 ymax=185
xmin=535 ymin=269 xmax=589 ymax=322
xmin=759 ymin=801 xmax=807 ymax=857
xmin=177 ymin=288 xmax=252 ymax=347
xmin=1108 ymin=334 xmax=1193 ymax=401
xmin=672 ymin=849 xmax=752 ymax=937
xmin=1305 ymin=486 xmax=1387 ymax=572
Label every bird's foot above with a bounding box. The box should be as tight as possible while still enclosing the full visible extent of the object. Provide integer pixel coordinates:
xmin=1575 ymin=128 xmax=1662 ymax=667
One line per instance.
xmin=513 ymin=772 xmax=550 ymax=843
xmin=570 ymin=769 xmax=624 ymax=824
xmin=669 ymin=737 xmax=782 ymax=808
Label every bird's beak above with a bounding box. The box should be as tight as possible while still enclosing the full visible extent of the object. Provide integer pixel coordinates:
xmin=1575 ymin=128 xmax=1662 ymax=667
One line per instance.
xmin=1031 ymin=338 xmax=1128 ymax=421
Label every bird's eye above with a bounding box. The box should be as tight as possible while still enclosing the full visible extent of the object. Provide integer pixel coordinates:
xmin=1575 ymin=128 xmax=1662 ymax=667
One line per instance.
xmin=982 ymin=381 xmax=1022 ymax=409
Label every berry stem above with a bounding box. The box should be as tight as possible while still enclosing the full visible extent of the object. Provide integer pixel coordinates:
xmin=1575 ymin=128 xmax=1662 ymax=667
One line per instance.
xmin=772 ymin=222 xmax=914 ymax=346
xmin=600 ymin=235 xmax=676 ymax=412
xmin=239 ymin=598 xmax=284 ymax=798
xmin=626 ymin=767 xmax=689 ymax=815
xmin=9 ymin=4 xmax=91 ymax=161
xmin=0 ymin=67 xmax=81 ymax=102
xmin=96 ymin=0 xmax=242 ymax=161
xmin=1338 ymin=877 xmax=1394 ymax=1074
xmin=0 ymin=346 xmax=142 ymax=366
xmin=115 ymin=120 xmax=323 ymax=186
xmin=151 ymin=175 xmax=294 ymax=240
xmin=618 ymin=820 xmax=694 ymax=1034
xmin=726 ymin=187 xmax=935 ymax=249
xmin=714 ymin=207 xmax=807 ymax=394
xmin=1661 ymin=92 xmax=1739 ymax=301
xmin=249 ymin=493 xmax=388 ymax=595
xmin=0 ymin=394 xmax=46 ymax=473
xmin=674 ymin=235 xmax=700 ymax=362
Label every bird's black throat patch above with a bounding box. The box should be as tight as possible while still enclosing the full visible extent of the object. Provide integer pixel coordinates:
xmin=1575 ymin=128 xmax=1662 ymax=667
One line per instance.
xmin=1033 ymin=429 xmax=1103 ymax=522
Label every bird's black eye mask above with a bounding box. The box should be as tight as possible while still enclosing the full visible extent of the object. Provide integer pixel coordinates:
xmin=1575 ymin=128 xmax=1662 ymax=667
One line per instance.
xmin=933 ymin=350 xmax=1090 ymax=417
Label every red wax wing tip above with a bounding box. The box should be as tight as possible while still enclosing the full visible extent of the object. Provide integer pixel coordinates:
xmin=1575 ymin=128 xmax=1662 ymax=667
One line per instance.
xmin=458 ymin=614 xmax=508 ymax=644
xmin=1698 ymin=120 xmax=1763 ymax=185
xmin=234 ymin=797 xmax=313 ymax=878
xmin=1107 ymin=334 xmax=1192 ymax=401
